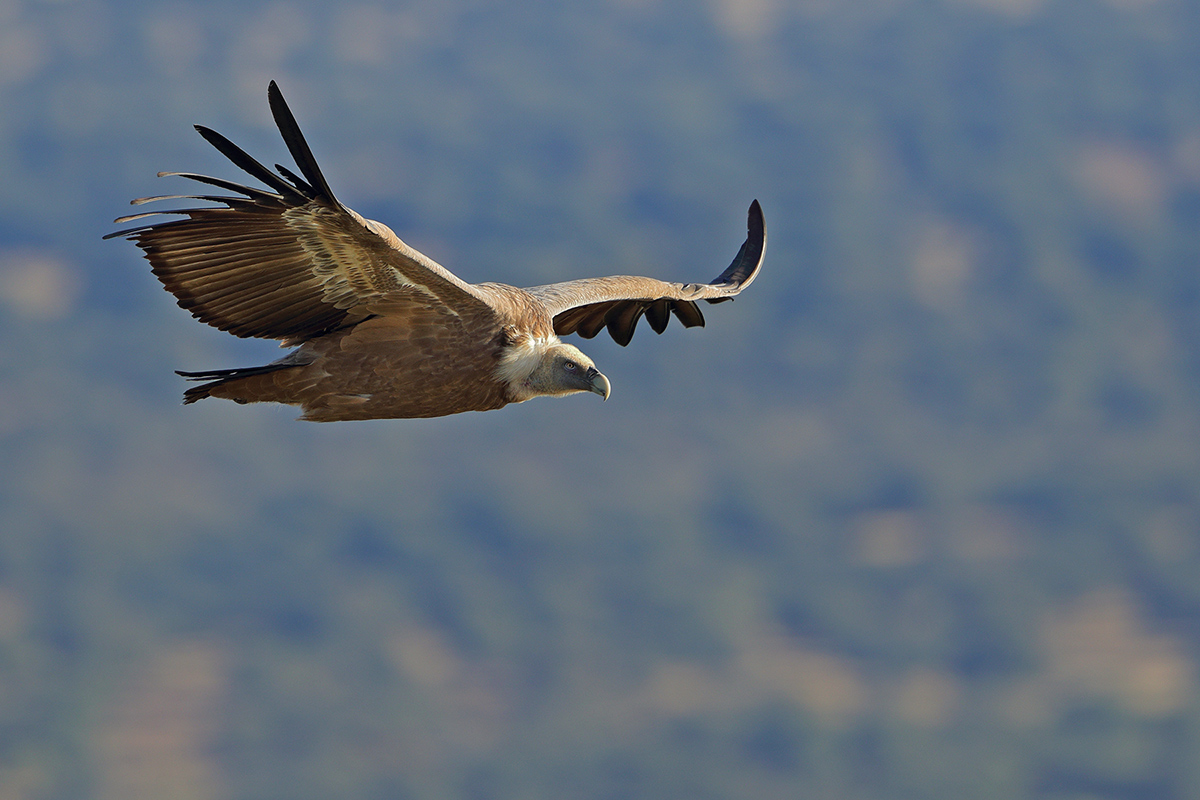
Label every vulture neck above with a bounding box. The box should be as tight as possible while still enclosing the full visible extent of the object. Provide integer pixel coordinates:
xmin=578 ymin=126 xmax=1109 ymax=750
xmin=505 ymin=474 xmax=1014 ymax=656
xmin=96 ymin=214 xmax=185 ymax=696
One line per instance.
xmin=496 ymin=333 xmax=562 ymax=401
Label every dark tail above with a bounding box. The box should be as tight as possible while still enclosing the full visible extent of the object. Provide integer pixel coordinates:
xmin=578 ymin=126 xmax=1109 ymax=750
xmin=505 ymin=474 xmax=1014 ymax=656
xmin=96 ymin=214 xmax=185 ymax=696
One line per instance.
xmin=176 ymin=363 xmax=293 ymax=404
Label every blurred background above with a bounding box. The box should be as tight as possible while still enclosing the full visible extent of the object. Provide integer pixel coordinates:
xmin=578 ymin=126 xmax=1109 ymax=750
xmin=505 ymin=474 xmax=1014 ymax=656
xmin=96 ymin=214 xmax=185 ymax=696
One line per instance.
xmin=3 ymin=0 xmax=1200 ymax=797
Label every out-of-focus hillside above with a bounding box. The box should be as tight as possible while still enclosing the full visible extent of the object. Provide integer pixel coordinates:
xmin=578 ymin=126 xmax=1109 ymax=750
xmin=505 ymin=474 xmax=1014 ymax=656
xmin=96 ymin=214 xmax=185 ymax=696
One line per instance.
xmin=3 ymin=0 xmax=1200 ymax=798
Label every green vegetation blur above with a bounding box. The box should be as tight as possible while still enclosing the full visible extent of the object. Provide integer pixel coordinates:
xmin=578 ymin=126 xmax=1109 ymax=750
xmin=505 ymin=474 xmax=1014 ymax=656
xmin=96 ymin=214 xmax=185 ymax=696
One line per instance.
xmin=2 ymin=0 xmax=1200 ymax=798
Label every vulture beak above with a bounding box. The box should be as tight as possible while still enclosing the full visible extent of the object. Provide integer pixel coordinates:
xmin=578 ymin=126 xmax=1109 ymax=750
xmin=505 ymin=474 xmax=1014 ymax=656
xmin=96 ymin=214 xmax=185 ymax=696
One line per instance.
xmin=586 ymin=367 xmax=611 ymax=401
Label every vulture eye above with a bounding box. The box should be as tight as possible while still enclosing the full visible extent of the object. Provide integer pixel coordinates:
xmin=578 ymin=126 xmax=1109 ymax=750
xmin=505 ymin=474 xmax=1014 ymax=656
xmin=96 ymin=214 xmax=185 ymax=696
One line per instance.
xmin=563 ymin=361 xmax=578 ymax=372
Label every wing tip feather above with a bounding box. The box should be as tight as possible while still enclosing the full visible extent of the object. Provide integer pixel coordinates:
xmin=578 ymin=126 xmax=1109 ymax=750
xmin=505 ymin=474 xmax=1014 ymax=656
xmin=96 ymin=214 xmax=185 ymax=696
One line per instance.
xmin=709 ymin=199 xmax=766 ymax=292
xmin=266 ymin=80 xmax=340 ymax=205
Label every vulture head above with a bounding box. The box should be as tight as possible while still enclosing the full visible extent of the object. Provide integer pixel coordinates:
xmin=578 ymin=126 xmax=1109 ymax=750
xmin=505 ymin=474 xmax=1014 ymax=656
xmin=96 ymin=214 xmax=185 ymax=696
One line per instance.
xmin=529 ymin=343 xmax=610 ymax=400
xmin=502 ymin=340 xmax=611 ymax=402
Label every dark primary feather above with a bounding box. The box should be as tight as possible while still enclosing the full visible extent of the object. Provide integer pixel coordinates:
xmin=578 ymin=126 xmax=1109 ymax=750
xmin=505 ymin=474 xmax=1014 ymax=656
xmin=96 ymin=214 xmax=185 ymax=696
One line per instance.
xmin=709 ymin=198 xmax=766 ymax=289
xmin=192 ymin=124 xmax=312 ymax=203
xmin=154 ymin=171 xmax=288 ymax=203
xmin=267 ymin=80 xmax=340 ymax=205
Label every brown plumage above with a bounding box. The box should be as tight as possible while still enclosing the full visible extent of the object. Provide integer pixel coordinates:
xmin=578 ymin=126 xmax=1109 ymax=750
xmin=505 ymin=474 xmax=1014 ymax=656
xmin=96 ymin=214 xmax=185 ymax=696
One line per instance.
xmin=107 ymin=82 xmax=766 ymax=421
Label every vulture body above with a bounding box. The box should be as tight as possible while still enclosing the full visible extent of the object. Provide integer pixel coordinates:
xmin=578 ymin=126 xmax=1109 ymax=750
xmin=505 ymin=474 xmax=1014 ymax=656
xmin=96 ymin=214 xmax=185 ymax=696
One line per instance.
xmin=108 ymin=82 xmax=766 ymax=421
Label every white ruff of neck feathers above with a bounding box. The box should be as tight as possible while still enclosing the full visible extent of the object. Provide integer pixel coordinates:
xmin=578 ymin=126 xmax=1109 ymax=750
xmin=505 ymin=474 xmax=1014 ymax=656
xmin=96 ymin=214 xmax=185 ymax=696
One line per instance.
xmin=495 ymin=334 xmax=561 ymax=395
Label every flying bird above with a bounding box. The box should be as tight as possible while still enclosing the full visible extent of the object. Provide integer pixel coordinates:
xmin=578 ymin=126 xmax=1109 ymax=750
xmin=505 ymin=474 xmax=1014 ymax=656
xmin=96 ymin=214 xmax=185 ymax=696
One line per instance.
xmin=107 ymin=82 xmax=766 ymax=421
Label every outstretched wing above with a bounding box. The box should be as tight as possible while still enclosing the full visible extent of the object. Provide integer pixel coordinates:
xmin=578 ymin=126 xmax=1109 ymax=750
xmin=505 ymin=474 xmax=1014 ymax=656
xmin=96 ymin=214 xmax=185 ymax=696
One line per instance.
xmin=106 ymin=80 xmax=496 ymax=345
xmin=526 ymin=200 xmax=765 ymax=347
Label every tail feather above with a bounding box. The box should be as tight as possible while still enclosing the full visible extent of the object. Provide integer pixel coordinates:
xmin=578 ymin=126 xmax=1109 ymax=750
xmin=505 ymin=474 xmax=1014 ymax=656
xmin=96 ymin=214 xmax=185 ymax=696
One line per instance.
xmin=176 ymin=363 xmax=294 ymax=404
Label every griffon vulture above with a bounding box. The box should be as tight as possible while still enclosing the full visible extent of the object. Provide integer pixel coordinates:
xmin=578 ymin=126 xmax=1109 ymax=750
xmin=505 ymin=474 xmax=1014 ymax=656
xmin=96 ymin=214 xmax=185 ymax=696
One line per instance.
xmin=107 ymin=82 xmax=766 ymax=421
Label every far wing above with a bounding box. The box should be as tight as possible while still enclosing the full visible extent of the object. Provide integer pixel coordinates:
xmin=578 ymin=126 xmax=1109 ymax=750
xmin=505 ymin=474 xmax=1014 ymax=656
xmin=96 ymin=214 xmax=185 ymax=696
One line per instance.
xmin=106 ymin=80 xmax=496 ymax=345
xmin=525 ymin=200 xmax=765 ymax=346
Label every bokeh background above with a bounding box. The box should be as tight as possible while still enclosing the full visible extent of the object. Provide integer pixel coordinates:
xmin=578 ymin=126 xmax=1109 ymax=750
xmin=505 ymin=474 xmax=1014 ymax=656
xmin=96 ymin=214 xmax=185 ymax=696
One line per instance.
xmin=4 ymin=0 xmax=1200 ymax=797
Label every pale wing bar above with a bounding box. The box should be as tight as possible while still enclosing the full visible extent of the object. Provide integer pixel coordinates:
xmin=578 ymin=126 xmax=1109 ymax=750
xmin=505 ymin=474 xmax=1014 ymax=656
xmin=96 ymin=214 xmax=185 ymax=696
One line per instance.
xmin=531 ymin=200 xmax=765 ymax=346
